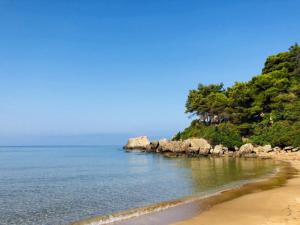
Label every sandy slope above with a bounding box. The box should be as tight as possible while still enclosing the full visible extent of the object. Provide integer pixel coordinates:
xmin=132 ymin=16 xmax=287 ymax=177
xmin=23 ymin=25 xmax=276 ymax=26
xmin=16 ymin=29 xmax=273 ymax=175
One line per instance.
xmin=174 ymin=160 xmax=300 ymax=225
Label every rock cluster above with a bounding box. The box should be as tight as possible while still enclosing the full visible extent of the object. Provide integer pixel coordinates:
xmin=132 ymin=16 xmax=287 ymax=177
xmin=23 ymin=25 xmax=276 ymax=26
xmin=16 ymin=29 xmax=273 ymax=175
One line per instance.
xmin=124 ymin=136 xmax=300 ymax=158
xmin=124 ymin=136 xmax=213 ymax=156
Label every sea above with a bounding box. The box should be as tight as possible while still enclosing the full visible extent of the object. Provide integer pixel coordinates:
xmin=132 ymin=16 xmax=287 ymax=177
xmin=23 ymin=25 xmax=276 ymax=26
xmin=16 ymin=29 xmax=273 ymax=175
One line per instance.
xmin=0 ymin=146 xmax=276 ymax=225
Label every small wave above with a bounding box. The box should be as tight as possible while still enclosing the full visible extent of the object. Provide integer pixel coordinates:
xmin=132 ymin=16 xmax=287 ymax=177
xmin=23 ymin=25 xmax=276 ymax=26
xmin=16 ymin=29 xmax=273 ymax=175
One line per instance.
xmin=70 ymin=182 xmax=253 ymax=225
xmin=70 ymin=198 xmax=187 ymax=225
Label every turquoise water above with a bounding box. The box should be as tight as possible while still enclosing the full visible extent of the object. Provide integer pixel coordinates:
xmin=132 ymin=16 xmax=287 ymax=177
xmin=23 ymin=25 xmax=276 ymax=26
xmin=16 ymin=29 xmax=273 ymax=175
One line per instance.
xmin=0 ymin=146 xmax=275 ymax=225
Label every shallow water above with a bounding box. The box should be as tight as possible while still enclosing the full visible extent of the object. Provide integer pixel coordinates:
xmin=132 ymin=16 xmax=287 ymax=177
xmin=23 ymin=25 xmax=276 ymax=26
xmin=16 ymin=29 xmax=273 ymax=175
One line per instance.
xmin=0 ymin=146 xmax=276 ymax=225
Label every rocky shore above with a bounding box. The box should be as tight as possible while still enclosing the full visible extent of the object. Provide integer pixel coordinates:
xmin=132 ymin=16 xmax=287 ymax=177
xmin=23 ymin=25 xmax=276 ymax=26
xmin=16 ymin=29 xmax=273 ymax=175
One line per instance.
xmin=124 ymin=136 xmax=300 ymax=159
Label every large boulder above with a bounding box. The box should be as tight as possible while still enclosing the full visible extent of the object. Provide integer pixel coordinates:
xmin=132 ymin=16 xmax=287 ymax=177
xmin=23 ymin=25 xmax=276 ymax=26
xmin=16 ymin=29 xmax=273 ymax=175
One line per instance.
xmin=263 ymin=145 xmax=273 ymax=153
xmin=185 ymin=138 xmax=211 ymax=155
xmin=254 ymin=145 xmax=272 ymax=153
xmin=238 ymin=143 xmax=254 ymax=155
xmin=157 ymin=140 xmax=189 ymax=153
xmin=211 ymin=144 xmax=224 ymax=155
xmin=284 ymin=146 xmax=293 ymax=151
xmin=124 ymin=136 xmax=150 ymax=150
xmin=156 ymin=139 xmax=168 ymax=152
xmin=254 ymin=146 xmax=263 ymax=153
xmin=146 ymin=140 xmax=159 ymax=151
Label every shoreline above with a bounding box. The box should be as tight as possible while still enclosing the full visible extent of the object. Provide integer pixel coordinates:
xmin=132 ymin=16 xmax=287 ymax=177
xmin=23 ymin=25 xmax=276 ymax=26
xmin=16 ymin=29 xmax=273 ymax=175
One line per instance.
xmin=70 ymin=158 xmax=295 ymax=225
xmin=173 ymin=159 xmax=300 ymax=225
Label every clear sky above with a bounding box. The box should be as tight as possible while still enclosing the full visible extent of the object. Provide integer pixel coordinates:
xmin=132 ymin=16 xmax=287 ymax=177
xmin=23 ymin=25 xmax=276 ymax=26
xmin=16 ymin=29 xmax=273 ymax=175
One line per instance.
xmin=0 ymin=0 xmax=300 ymax=145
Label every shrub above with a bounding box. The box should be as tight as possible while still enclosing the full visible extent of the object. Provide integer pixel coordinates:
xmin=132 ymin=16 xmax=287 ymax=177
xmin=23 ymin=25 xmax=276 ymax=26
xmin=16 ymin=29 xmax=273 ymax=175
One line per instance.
xmin=205 ymin=123 xmax=243 ymax=148
xmin=251 ymin=121 xmax=300 ymax=147
xmin=173 ymin=121 xmax=243 ymax=149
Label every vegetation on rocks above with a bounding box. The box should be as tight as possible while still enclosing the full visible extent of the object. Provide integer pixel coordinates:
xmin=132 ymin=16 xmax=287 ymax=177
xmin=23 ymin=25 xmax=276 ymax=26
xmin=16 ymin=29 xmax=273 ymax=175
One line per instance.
xmin=173 ymin=121 xmax=242 ymax=149
xmin=173 ymin=44 xmax=300 ymax=148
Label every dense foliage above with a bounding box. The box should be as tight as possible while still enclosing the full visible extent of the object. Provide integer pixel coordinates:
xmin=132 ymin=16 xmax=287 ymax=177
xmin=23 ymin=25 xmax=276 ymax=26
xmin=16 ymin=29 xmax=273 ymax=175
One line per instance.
xmin=174 ymin=44 xmax=300 ymax=148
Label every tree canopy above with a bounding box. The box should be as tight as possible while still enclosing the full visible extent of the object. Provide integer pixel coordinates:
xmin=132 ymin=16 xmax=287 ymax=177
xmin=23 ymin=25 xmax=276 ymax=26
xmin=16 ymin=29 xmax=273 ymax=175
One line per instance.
xmin=174 ymin=44 xmax=300 ymax=148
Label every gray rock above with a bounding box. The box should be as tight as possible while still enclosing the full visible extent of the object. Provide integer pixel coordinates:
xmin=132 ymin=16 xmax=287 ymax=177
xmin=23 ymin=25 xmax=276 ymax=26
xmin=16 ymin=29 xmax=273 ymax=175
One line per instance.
xmin=255 ymin=145 xmax=273 ymax=153
xmin=148 ymin=141 xmax=159 ymax=150
xmin=222 ymin=146 xmax=229 ymax=152
xmin=292 ymin=147 xmax=299 ymax=152
xmin=211 ymin=144 xmax=224 ymax=155
xmin=284 ymin=146 xmax=293 ymax=151
xmin=145 ymin=144 xmax=152 ymax=151
xmin=156 ymin=139 xmax=168 ymax=152
xmin=273 ymin=146 xmax=281 ymax=152
xmin=263 ymin=144 xmax=273 ymax=152
xmin=145 ymin=141 xmax=159 ymax=152
xmin=185 ymin=138 xmax=211 ymax=155
xmin=157 ymin=140 xmax=189 ymax=153
xmin=254 ymin=146 xmax=264 ymax=153
xmin=238 ymin=143 xmax=254 ymax=155
xmin=124 ymin=136 xmax=150 ymax=150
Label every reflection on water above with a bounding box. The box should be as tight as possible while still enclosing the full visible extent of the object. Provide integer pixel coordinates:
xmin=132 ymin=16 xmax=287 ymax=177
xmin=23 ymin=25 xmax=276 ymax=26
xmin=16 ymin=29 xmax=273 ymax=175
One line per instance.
xmin=0 ymin=146 xmax=275 ymax=225
xmin=172 ymin=157 xmax=275 ymax=193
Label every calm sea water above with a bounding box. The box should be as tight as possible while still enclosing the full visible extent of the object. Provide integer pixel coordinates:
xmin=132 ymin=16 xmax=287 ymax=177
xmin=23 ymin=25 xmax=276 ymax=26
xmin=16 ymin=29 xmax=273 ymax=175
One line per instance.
xmin=0 ymin=146 xmax=276 ymax=225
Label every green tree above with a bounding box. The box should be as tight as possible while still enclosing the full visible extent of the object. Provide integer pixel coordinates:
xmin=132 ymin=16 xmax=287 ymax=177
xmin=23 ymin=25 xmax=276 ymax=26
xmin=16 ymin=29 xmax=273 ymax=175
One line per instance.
xmin=177 ymin=44 xmax=300 ymax=147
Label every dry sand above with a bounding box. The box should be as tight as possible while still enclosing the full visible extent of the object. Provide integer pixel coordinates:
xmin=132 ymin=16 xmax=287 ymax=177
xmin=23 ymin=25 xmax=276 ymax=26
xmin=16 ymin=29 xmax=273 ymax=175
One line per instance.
xmin=173 ymin=160 xmax=300 ymax=225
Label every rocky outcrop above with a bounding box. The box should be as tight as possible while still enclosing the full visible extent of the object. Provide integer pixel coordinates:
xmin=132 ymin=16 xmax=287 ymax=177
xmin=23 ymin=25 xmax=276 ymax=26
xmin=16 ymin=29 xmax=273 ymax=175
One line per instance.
xmin=254 ymin=145 xmax=272 ymax=153
xmin=146 ymin=140 xmax=159 ymax=152
xmin=157 ymin=140 xmax=190 ymax=153
xmin=263 ymin=145 xmax=273 ymax=152
xmin=238 ymin=143 xmax=254 ymax=156
xmin=153 ymin=138 xmax=212 ymax=155
xmin=211 ymin=144 xmax=225 ymax=155
xmin=124 ymin=136 xmax=300 ymax=159
xmin=256 ymin=146 xmax=300 ymax=160
xmin=185 ymin=138 xmax=211 ymax=155
xmin=284 ymin=146 xmax=293 ymax=151
xmin=124 ymin=136 xmax=150 ymax=150
xmin=125 ymin=137 xmax=212 ymax=156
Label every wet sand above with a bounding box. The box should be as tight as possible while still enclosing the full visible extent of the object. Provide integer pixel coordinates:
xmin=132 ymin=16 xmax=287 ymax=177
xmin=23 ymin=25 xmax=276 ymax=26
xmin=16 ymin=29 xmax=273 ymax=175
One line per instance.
xmin=174 ymin=160 xmax=300 ymax=225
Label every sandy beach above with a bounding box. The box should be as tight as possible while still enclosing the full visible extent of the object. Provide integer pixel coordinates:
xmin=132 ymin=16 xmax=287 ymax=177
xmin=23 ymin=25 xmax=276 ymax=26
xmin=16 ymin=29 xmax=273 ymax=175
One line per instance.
xmin=174 ymin=160 xmax=300 ymax=225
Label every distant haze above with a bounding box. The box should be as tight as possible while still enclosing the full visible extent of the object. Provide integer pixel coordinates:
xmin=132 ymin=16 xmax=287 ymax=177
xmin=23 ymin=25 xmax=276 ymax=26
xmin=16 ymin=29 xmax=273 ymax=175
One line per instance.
xmin=0 ymin=132 xmax=175 ymax=146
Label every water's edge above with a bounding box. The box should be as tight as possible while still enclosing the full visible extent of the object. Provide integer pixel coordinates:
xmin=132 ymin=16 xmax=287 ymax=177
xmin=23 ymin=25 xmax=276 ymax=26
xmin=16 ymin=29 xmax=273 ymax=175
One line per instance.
xmin=70 ymin=159 xmax=297 ymax=225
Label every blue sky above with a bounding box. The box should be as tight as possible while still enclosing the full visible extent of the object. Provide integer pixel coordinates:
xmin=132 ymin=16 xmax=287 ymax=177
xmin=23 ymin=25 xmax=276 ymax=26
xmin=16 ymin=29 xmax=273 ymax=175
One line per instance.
xmin=0 ymin=0 xmax=299 ymax=145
